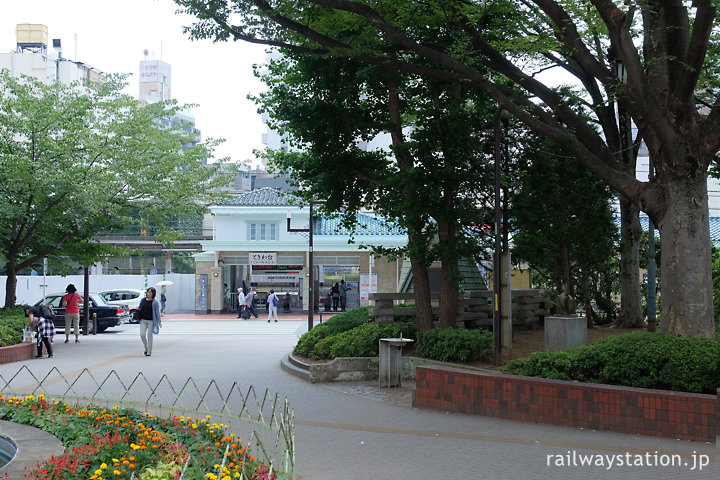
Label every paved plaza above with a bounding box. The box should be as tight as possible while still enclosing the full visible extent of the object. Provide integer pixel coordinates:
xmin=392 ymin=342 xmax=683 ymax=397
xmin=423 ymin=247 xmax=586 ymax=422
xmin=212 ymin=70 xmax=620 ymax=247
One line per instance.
xmin=1 ymin=313 xmax=717 ymax=479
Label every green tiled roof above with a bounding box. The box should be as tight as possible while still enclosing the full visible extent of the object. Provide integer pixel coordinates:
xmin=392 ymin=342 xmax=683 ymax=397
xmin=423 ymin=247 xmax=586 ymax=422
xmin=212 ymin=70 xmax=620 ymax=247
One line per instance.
xmin=316 ymin=213 xmax=405 ymax=236
xmin=218 ymin=187 xmax=295 ymax=206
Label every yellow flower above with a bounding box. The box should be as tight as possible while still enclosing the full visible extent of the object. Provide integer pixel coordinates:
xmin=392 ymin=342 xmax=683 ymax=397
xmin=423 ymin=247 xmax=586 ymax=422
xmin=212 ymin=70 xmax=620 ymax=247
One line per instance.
xmin=113 ymin=470 xmax=122 ymax=475
xmin=95 ymin=469 xmax=103 ymax=475
xmin=205 ymin=474 xmax=218 ymax=480
xmin=100 ymin=463 xmax=108 ymax=469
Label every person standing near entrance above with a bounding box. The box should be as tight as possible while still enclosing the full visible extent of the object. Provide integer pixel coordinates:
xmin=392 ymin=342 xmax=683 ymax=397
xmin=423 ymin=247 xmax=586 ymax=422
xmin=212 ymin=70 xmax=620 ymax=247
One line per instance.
xmin=61 ymin=284 xmax=81 ymax=343
xmin=267 ymin=289 xmax=279 ymax=323
xmin=331 ymin=282 xmax=340 ymax=311
xmin=236 ymin=288 xmax=246 ymax=318
xmin=339 ymin=279 xmax=351 ymax=311
xmin=137 ymin=287 xmax=162 ymax=356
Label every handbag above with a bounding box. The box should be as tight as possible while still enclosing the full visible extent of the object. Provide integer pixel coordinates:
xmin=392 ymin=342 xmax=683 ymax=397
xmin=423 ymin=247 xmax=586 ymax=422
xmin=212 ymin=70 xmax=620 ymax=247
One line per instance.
xmin=132 ymin=309 xmax=141 ymax=321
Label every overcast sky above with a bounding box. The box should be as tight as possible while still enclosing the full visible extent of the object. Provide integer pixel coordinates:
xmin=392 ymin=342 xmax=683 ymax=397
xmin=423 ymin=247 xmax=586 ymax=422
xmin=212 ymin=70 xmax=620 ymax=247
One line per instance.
xmin=1 ymin=0 xmax=269 ymax=164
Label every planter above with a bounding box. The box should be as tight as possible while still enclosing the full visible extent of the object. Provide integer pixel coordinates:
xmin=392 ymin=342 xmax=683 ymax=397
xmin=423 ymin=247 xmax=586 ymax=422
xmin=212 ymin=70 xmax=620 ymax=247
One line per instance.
xmin=0 ymin=343 xmax=34 ymax=364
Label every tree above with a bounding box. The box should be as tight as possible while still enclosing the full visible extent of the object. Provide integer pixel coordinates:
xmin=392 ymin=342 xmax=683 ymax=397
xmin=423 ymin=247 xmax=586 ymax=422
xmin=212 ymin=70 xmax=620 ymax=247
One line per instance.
xmin=175 ymin=0 xmax=718 ymax=336
xmin=255 ymin=53 xmax=494 ymax=330
xmin=511 ymin=135 xmax=618 ymax=325
xmin=0 ymin=72 xmax=229 ymax=307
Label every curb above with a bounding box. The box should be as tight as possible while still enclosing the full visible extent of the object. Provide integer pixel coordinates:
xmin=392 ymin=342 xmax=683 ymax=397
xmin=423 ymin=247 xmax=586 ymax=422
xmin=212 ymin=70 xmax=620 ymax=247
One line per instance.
xmin=0 ymin=420 xmax=64 ymax=478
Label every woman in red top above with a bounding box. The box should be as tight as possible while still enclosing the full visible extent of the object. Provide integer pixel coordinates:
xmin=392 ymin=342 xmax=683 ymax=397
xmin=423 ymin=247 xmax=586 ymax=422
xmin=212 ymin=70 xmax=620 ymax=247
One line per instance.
xmin=61 ymin=284 xmax=81 ymax=344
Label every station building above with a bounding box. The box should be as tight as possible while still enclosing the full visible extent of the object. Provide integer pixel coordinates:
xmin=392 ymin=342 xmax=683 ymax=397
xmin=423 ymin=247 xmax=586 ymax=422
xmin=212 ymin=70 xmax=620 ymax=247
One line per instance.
xmin=193 ymin=188 xmax=407 ymax=314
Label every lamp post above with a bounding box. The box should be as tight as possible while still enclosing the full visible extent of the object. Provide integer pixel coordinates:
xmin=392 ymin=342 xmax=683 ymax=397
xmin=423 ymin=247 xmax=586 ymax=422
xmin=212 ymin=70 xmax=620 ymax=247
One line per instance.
xmin=493 ymin=107 xmax=503 ymax=365
xmin=287 ymin=202 xmax=314 ymax=332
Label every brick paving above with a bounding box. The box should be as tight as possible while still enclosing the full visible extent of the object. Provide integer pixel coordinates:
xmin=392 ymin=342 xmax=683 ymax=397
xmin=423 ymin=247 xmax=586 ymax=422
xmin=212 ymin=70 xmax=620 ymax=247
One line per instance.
xmin=1 ymin=312 xmax=717 ymax=480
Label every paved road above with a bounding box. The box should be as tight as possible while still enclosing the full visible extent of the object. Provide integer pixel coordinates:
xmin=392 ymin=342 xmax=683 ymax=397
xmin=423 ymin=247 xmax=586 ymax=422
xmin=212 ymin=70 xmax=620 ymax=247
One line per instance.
xmin=1 ymin=314 xmax=717 ymax=480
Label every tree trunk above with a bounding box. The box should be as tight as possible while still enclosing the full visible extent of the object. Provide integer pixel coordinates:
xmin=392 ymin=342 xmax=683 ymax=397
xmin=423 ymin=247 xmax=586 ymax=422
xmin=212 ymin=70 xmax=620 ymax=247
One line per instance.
xmin=616 ymin=197 xmax=643 ymax=328
xmin=4 ymin=262 xmax=17 ymax=308
xmin=410 ymin=251 xmax=433 ymax=332
xmin=657 ymin=176 xmax=714 ymax=337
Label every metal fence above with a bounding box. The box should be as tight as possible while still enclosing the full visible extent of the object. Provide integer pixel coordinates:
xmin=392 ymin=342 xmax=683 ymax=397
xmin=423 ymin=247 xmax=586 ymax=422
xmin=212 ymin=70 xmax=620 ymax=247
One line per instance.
xmin=0 ymin=366 xmax=295 ymax=479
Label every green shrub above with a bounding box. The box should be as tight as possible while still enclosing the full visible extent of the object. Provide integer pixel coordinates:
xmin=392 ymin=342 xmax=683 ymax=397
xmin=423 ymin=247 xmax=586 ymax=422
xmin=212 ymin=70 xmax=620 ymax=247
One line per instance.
xmin=504 ymin=331 xmax=720 ymax=394
xmin=310 ymin=322 xmax=415 ymax=360
xmin=416 ymin=328 xmax=493 ymax=363
xmin=0 ymin=307 xmax=28 ymax=347
xmin=293 ymin=307 xmax=373 ymax=356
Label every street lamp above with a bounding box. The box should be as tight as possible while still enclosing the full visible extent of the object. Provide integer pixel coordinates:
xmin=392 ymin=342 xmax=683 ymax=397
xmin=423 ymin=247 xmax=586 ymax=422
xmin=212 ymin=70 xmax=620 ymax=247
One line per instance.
xmin=287 ymin=202 xmax=314 ymax=332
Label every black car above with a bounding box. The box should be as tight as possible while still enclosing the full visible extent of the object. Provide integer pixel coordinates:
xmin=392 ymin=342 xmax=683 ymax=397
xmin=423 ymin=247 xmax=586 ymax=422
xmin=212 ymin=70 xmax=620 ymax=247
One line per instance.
xmin=35 ymin=293 xmax=124 ymax=333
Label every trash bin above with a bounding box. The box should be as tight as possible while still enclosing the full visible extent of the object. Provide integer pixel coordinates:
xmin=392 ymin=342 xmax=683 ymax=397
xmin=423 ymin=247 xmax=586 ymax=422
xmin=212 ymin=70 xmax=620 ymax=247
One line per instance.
xmin=378 ymin=337 xmax=414 ymax=387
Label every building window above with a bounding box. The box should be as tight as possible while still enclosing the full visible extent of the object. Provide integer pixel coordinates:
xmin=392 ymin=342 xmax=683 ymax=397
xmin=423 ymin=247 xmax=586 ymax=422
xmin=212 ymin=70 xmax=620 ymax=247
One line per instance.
xmin=248 ymin=222 xmax=279 ymax=241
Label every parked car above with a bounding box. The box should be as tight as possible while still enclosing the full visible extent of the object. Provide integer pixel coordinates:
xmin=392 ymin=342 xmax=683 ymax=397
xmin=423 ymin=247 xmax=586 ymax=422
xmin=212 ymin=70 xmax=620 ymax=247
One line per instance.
xmin=34 ymin=293 xmax=124 ymax=333
xmin=99 ymin=289 xmax=146 ymax=323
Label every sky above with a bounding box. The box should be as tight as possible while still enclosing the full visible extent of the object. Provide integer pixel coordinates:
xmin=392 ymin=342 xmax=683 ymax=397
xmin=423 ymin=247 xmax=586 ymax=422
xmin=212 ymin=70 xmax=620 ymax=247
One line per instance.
xmin=1 ymin=0 xmax=269 ymax=164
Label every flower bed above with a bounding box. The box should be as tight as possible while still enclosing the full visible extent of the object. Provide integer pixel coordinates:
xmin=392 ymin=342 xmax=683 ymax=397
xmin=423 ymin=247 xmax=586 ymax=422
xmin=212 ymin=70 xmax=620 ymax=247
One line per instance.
xmin=0 ymin=394 xmax=279 ymax=480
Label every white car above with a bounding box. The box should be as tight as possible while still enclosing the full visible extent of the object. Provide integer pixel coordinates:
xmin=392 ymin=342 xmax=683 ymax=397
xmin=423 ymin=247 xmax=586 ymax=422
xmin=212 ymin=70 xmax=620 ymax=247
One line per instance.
xmin=99 ymin=289 xmax=146 ymax=323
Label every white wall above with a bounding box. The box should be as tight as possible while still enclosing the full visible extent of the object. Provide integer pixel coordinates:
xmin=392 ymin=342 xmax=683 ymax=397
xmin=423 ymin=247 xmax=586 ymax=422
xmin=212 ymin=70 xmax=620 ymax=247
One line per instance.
xmin=3 ymin=273 xmax=196 ymax=313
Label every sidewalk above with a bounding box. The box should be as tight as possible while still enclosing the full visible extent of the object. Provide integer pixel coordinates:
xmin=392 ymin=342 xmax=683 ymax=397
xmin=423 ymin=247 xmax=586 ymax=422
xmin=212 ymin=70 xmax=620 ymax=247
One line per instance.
xmin=2 ymin=316 xmax=717 ymax=480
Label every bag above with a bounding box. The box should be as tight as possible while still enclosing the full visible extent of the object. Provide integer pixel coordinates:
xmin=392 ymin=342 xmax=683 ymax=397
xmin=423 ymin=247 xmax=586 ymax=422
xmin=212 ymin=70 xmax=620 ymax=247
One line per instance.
xmin=40 ymin=304 xmax=56 ymax=320
xmin=132 ymin=309 xmax=141 ymax=321
xmin=241 ymin=308 xmax=251 ymax=319
xmin=22 ymin=327 xmax=33 ymax=343
xmin=269 ymin=294 xmax=277 ymax=307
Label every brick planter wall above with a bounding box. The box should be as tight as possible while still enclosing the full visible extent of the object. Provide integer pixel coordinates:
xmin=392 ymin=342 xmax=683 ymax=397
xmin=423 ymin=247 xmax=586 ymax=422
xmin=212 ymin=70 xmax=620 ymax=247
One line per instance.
xmin=0 ymin=343 xmax=34 ymax=364
xmin=414 ymin=366 xmax=719 ymax=443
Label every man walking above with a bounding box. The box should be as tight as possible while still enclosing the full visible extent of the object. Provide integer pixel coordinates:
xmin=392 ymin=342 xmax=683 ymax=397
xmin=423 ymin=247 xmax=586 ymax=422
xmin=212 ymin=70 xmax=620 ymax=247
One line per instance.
xmin=242 ymin=289 xmax=259 ymax=319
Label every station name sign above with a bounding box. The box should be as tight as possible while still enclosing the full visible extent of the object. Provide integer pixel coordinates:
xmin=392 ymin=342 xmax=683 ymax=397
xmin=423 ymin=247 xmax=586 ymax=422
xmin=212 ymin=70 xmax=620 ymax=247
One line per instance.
xmin=249 ymin=252 xmax=277 ymax=265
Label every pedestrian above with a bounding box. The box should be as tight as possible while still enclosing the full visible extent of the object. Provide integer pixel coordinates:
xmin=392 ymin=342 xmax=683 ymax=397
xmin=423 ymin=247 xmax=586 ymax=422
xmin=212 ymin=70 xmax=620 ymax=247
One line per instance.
xmin=331 ymin=282 xmax=340 ymax=311
xmin=283 ymin=292 xmax=291 ymax=312
xmin=224 ymin=283 xmax=232 ymax=312
xmin=113 ymin=266 xmax=120 ymax=274
xmin=339 ymin=279 xmax=351 ymax=311
xmin=243 ymin=289 xmax=259 ymax=319
xmin=150 ymin=264 xmax=158 ymax=275
xmin=324 ymin=292 xmax=332 ymax=312
xmin=267 ymin=289 xmax=279 ymax=323
xmin=30 ymin=267 xmax=38 ymax=276
xmin=160 ymin=285 xmax=167 ymax=314
xmin=236 ymin=287 xmax=246 ymax=318
xmin=136 ymin=287 xmax=162 ymax=356
xmin=25 ymin=304 xmax=54 ymax=358
xmin=60 ymin=284 xmax=81 ymax=344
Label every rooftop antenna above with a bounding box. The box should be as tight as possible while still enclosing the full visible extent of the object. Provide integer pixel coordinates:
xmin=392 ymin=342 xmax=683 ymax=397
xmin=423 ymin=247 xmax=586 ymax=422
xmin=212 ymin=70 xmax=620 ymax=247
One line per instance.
xmin=143 ymin=49 xmax=149 ymax=60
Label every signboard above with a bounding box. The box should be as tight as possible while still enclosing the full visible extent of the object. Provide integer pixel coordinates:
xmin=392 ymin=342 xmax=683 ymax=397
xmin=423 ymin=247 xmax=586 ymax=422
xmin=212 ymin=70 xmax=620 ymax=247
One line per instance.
xmin=197 ymin=274 xmax=208 ymax=312
xmin=249 ymin=252 xmax=278 ymax=265
xmin=359 ymin=273 xmax=378 ymax=301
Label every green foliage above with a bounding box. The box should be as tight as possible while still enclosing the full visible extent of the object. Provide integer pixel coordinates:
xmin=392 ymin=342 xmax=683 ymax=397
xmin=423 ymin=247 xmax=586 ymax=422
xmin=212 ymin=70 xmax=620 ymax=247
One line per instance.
xmin=416 ymin=328 xmax=493 ymax=363
xmin=312 ymin=321 xmax=415 ymax=360
xmin=293 ymin=307 xmax=373 ymax=357
xmin=0 ymin=71 xmax=231 ymax=306
xmin=712 ymin=244 xmax=720 ymax=336
xmin=0 ymin=306 xmax=28 ymax=347
xmin=504 ymin=332 xmax=720 ymax=394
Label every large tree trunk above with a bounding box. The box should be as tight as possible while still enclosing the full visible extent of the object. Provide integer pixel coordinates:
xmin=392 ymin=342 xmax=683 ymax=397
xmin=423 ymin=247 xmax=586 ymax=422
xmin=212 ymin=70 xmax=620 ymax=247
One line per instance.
xmin=616 ymin=198 xmax=643 ymax=328
xmin=656 ymin=176 xmax=714 ymax=337
xmin=4 ymin=262 xmax=17 ymax=308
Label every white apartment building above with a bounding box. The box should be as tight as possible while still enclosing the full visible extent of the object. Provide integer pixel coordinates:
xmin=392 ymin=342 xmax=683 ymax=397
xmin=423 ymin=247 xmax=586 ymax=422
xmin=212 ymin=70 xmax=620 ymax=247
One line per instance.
xmin=0 ymin=24 xmax=105 ymax=84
